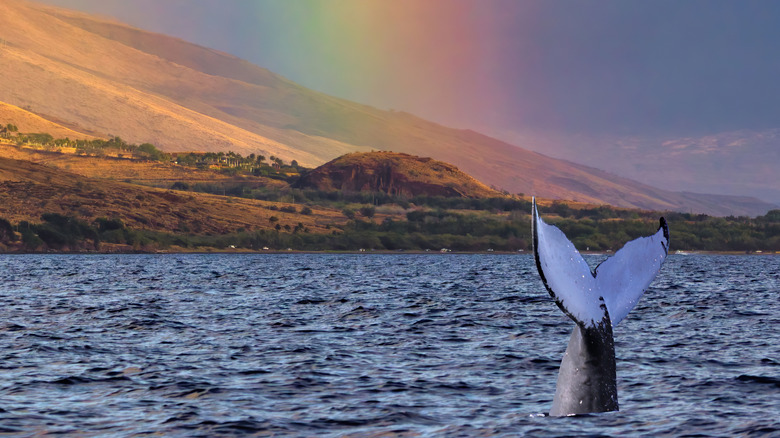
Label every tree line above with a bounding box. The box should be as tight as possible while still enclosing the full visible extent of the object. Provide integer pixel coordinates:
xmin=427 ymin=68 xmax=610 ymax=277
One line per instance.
xmin=1 ymin=122 xmax=302 ymax=177
xmin=4 ymin=129 xmax=168 ymax=161
xmin=1 ymin=207 xmax=778 ymax=253
xmin=172 ymin=152 xmax=304 ymax=180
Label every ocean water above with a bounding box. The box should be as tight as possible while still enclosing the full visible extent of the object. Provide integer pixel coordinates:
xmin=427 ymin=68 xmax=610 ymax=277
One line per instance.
xmin=0 ymin=253 xmax=777 ymax=437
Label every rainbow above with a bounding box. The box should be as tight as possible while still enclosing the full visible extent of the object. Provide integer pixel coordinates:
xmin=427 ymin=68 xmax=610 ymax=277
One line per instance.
xmin=227 ymin=0 xmax=542 ymax=127
xmin=38 ymin=0 xmax=546 ymax=129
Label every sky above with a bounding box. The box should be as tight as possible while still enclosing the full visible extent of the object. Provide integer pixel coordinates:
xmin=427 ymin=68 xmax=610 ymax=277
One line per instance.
xmin=35 ymin=0 xmax=780 ymax=202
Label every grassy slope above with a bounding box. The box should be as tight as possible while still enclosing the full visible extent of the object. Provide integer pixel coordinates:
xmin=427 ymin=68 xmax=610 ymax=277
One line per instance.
xmin=0 ymin=154 xmax=346 ymax=235
xmin=0 ymin=101 xmax=101 ymax=140
xmin=0 ymin=143 xmax=288 ymax=189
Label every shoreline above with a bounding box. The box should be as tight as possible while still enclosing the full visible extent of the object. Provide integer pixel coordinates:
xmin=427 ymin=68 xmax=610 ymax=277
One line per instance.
xmin=0 ymin=249 xmax=776 ymax=256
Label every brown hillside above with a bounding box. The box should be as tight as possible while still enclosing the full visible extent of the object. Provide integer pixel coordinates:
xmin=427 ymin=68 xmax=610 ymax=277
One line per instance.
xmin=0 ymin=101 xmax=101 ymax=139
xmin=0 ymin=156 xmax=344 ymax=234
xmin=296 ymin=152 xmax=501 ymax=198
xmin=0 ymin=0 xmax=320 ymax=164
xmin=0 ymin=143 xmax=288 ymax=190
xmin=0 ymin=0 xmax=773 ymax=216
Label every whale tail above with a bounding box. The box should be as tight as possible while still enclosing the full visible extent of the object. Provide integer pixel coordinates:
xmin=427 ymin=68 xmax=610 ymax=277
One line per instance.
xmin=532 ymin=197 xmax=670 ymax=416
xmin=532 ymin=197 xmax=669 ymax=328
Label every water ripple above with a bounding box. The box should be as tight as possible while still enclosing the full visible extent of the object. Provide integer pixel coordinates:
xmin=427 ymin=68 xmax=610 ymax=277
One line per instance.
xmin=0 ymin=254 xmax=777 ymax=436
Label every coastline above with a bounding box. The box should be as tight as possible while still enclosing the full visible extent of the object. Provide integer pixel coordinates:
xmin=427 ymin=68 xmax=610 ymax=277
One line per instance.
xmin=0 ymin=248 xmax=776 ymax=256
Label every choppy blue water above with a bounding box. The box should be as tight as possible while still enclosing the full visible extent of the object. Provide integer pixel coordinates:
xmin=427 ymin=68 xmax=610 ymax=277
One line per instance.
xmin=0 ymin=254 xmax=777 ymax=437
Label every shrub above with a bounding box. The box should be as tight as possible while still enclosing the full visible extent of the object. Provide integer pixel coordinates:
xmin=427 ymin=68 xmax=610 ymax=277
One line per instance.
xmin=359 ymin=205 xmax=376 ymax=218
xmin=95 ymin=217 xmax=125 ymax=232
xmin=342 ymin=208 xmax=356 ymax=220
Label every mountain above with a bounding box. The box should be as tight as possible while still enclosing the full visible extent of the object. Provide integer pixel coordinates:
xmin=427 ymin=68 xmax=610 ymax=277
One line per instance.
xmin=295 ymin=152 xmax=501 ymax=198
xmin=0 ymin=0 xmax=775 ymax=216
xmin=497 ymin=129 xmax=780 ymax=207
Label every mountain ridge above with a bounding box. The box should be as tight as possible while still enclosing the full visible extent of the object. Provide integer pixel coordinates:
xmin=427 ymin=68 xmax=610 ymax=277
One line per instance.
xmin=0 ymin=0 xmax=775 ymax=216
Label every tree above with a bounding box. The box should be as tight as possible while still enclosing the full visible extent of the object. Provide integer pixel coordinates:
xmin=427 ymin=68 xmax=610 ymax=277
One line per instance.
xmin=26 ymin=133 xmax=54 ymax=145
xmin=171 ymin=181 xmax=191 ymax=191
xmin=0 ymin=218 xmax=14 ymax=243
xmin=21 ymin=228 xmax=43 ymax=250
xmin=138 ymin=143 xmax=164 ymax=161
xmin=108 ymin=136 xmax=128 ymax=150
xmin=94 ymin=217 xmax=125 ymax=232
xmin=763 ymin=209 xmax=780 ymax=222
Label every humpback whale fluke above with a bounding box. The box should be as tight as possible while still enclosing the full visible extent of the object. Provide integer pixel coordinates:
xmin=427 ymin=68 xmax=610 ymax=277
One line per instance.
xmin=531 ymin=198 xmax=669 ymax=416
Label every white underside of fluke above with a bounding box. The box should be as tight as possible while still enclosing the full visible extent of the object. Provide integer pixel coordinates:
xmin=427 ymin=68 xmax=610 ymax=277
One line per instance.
xmin=532 ymin=198 xmax=669 ymax=327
